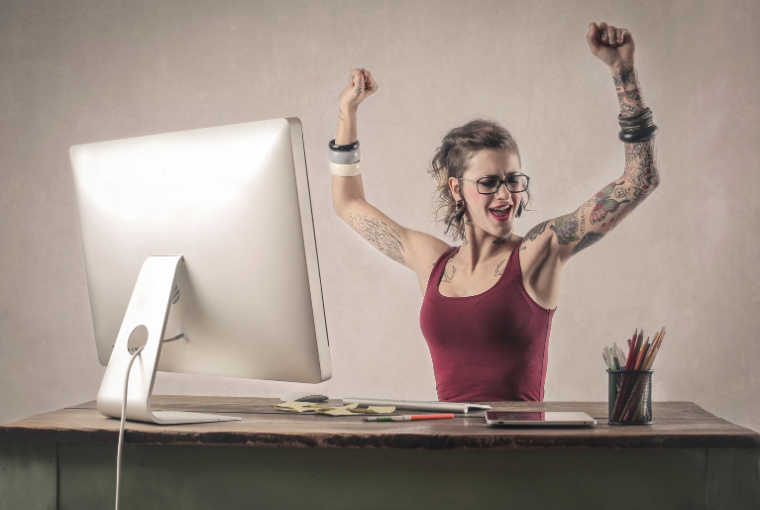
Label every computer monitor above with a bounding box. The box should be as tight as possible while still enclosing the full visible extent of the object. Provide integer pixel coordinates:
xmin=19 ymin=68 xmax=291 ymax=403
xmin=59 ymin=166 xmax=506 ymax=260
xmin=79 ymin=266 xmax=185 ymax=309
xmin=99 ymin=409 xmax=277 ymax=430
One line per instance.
xmin=70 ymin=117 xmax=331 ymax=424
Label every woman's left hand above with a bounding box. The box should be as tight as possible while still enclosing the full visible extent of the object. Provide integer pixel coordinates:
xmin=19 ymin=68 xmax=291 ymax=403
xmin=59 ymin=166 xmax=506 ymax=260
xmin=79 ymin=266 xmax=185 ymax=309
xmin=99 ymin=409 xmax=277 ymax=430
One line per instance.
xmin=586 ymin=22 xmax=635 ymax=69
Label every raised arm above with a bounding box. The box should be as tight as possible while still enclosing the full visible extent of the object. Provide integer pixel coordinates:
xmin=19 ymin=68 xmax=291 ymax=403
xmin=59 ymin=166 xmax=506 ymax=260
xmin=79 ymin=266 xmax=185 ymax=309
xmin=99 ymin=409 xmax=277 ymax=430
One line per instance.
xmin=521 ymin=23 xmax=660 ymax=263
xmin=331 ymin=69 xmax=449 ymax=286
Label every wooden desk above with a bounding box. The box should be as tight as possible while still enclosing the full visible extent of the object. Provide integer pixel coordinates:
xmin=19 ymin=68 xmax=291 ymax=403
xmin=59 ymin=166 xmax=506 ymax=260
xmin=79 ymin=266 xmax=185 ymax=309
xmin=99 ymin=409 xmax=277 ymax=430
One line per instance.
xmin=1 ymin=397 xmax=758 ymax=509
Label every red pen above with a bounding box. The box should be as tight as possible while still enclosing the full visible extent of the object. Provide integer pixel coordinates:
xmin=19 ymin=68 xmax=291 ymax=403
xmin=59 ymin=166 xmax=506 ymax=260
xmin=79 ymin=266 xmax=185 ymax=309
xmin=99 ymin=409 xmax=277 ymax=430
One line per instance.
xmin=363 ymin=414 xmax=455 ymax=422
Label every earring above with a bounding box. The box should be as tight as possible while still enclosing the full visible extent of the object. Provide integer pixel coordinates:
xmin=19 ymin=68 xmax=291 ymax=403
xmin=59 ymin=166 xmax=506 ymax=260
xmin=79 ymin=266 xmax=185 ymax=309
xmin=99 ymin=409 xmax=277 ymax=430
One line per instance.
xmin=454 ymin=200 xmax=466 ymax=223
xmin=516 ymin=201 xmax=524 ymax=218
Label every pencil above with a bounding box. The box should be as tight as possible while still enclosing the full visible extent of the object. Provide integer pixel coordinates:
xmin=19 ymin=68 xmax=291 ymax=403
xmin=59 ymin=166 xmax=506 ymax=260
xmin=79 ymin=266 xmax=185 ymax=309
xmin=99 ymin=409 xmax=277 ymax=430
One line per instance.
xmin=643 ymin=328 xmax=664 ymax=369
xmin=631 ymin=331 xmax=663 ymax=420
xmin=643 ymin=331 xmax=661 ymax=370
xmin=616 ymin=329 xmax=647 ymax=421
xmin=625 ymin=328 xmax=667 ymax=421
xmin=645 ymin=329 xmax=665 ymax=370
xmin=634 ymin=337 xmax=649 ymax=369
xmin=613 ymin=329 xmax=640 ymax=421
xmin=624 ymin=329 xmax=637 ymax=370
xmin=622 ymin=335 xmax=650 ymax=419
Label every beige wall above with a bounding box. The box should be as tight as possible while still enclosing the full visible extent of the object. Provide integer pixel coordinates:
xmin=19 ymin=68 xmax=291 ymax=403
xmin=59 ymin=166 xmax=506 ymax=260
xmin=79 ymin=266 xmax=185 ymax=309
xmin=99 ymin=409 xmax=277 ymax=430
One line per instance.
xmin=2 ymin=0 xmax=758 ymax=432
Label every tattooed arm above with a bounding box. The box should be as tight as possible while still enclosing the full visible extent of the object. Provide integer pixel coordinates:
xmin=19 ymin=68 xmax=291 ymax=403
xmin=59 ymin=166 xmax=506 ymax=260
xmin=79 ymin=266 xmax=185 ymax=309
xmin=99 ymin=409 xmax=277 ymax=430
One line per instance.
xmin=521 ymin=23 xmax=660 ymax=263
xmin=546 ymin=135 xmax=658 ymax=262
xmin=332 ymin=69 xmax=449 ymax=282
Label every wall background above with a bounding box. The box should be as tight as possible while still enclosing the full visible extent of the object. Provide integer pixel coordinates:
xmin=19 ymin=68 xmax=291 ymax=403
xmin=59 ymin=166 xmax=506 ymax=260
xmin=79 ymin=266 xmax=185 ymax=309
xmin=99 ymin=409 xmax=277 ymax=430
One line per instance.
xmin=2 ymin=0 xmax=758 ymax=431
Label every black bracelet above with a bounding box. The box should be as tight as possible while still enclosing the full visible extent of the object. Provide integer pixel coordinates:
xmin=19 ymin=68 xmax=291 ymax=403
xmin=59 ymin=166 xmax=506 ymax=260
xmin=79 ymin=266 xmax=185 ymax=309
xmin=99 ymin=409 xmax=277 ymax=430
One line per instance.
xmin=618 ymin=107 xmax=652 ymax=125
xmin=619 ymin=113 xmax=653 ymax=129
xmin=618 ymin=123 xmax=659 ymax=143
xmin=619 ymin=118 xmax=655 ymax=133
xmin=329 ymin=139 xmax=360 ymax=152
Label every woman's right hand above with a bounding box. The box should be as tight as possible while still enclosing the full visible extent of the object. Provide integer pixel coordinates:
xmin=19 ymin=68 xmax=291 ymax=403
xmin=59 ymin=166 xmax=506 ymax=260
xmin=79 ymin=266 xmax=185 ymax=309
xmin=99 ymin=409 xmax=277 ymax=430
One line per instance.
xmin=339 ymin=68 xmax=378 ymax=113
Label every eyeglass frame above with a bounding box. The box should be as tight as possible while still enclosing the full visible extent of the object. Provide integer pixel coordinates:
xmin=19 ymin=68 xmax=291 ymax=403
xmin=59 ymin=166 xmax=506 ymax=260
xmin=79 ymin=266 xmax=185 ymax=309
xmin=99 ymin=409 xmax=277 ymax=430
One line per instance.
xmin=458 ymin=173 xmax=530 ymax=195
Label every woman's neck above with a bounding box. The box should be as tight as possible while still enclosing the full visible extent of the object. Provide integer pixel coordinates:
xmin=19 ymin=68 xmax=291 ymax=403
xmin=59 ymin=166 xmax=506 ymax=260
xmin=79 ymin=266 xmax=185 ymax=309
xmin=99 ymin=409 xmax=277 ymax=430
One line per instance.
xmin=457 ymin=222 xmax=517 ymax=270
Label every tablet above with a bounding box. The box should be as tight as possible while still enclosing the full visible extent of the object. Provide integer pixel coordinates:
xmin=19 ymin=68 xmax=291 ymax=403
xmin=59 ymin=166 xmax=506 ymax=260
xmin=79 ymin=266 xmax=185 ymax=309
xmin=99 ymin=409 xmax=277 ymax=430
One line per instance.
xmin=485 ymin=411 xmax=597 ymax=427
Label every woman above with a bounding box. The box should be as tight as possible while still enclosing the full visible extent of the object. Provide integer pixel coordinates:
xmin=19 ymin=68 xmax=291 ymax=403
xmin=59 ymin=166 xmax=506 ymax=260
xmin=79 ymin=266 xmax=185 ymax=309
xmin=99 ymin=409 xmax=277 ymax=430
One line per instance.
xmin=329 ymin=22 xmax=660 ymax=402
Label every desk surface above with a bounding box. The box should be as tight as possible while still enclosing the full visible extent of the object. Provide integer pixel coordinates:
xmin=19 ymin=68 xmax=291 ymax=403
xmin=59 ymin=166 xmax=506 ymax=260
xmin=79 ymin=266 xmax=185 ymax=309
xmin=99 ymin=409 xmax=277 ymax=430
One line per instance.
xmin=1 ymin=396 xmax=758 ymax=450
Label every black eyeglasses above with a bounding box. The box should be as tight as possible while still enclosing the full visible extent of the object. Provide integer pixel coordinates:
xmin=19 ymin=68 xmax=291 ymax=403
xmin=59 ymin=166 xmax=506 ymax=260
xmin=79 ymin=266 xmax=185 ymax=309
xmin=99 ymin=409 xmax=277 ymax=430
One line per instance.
xmin=459 ymin=174 xmax=530 ymax=195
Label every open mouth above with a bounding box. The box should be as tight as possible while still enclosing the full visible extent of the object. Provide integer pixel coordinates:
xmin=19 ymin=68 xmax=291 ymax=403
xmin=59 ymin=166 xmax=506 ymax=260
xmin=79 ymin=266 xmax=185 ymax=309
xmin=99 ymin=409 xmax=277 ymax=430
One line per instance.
xmin=489 ymin=204 xmax=512 ymax=221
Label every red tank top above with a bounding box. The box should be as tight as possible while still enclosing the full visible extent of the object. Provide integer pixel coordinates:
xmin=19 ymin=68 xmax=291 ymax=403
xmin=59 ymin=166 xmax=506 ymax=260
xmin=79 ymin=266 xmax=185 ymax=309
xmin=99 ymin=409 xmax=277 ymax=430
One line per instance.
xmin=419 ymin=241 xmax=556 ymax=402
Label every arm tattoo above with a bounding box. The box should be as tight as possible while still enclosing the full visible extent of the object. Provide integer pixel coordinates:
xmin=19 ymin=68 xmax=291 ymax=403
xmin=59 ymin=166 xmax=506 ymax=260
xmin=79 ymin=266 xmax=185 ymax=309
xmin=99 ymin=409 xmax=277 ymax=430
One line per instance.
xmin=550 ymin=212 xmax=581 ymax=245
xmin=612 ymin=64 xmax=647 ymax=118
xmin=552 ymin=68 xmax=659 ymax=259
xmin=624 ymin=139 xmax=659 ymax=192
xmin=618 ymin=101 xmax=640 ymax=117
xmin=520 ymin=220 xmax=549 ymax=251
xmin=338 ymin=107 xmax=344 ymax=121
xmin=564 ymin=133 xmax=659 ymax=257
xmin=590 ymin=181 xmax=630 ymax=225
xmin=617 ymin=88 xmax=640 ymax=103
xmin=571 ymin=232 xmax=605 ymax=255
xmin=347 ymin=213 xmax=405 ymax=264
xmin=441 ymin=262 xmax=456 ymax=283
xmin=495 ymin=259 xmax=506 ymax=276
xmin=612 ymin=64 xmax=635 ymax=88
xmin=579 ymin=205 xmax=587 ymax=236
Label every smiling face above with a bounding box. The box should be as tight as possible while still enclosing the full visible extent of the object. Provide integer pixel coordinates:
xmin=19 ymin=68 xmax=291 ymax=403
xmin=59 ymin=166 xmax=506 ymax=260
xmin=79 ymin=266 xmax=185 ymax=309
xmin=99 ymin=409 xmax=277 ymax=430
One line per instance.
xmin=449 ymin=148 xmax=523 ymax=239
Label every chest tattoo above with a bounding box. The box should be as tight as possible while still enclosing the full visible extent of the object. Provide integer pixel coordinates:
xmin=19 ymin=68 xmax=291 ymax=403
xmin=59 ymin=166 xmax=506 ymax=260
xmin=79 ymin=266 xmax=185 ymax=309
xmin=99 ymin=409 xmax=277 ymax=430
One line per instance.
xmin=441 ymin=262 xmax=456 ymax=283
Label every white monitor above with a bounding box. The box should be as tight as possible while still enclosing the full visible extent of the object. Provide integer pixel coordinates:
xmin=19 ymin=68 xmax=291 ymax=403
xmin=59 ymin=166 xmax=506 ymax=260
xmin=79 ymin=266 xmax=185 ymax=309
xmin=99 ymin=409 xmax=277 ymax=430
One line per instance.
xmin=70 ymin=118 xmax=331 ymax=424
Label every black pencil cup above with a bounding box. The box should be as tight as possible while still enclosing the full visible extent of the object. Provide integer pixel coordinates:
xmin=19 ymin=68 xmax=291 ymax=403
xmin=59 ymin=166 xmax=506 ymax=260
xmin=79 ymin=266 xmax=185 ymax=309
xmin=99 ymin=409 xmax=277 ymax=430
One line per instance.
xmin=607 ymin=369 xmax=653 ymax=425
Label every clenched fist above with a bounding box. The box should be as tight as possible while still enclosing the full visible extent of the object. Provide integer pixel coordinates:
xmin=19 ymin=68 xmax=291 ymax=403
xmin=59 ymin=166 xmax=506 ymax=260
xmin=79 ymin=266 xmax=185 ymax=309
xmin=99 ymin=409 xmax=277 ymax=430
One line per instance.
xmin=587 ymin=22 xmax=635 ymax=69
xmin=339 ymin=68 xmax=378 ymax=113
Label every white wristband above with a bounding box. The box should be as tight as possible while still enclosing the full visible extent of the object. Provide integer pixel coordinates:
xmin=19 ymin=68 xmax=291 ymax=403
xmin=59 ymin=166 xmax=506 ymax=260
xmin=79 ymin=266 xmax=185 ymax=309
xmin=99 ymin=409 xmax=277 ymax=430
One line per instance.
xmin=330 ymin=161 xmax=361 ymax=177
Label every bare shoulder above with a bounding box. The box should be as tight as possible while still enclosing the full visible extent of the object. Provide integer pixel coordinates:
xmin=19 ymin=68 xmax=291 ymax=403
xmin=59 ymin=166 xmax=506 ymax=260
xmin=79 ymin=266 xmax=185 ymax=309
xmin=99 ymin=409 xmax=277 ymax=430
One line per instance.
xmin=403 ymin=230 xmax=450 ymax=293
xmin=406 ymin=229 xmax=450 ymax=272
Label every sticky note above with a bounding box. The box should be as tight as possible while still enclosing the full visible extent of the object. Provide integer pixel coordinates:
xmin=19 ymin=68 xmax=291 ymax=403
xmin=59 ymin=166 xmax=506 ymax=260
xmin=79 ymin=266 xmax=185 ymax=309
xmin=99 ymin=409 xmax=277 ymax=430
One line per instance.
xmin=313 ymin=402 xmax=360 ymax=416
xmin=272 ymin=401 xmax=318 ymax=413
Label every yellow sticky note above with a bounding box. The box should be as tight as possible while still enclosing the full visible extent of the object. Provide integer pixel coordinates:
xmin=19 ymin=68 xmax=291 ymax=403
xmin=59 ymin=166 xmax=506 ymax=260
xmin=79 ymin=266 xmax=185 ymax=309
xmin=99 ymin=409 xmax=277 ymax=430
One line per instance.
xmin=272 ymin=401 xmax=317 ymax=413
xmin=313 ymin=402 xmax=360 ymax=416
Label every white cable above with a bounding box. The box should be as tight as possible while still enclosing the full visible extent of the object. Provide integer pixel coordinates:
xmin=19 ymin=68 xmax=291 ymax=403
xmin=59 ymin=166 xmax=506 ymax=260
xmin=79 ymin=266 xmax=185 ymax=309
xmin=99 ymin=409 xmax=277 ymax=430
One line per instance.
xmin=115 ymin=345 xmax=145 ymax=510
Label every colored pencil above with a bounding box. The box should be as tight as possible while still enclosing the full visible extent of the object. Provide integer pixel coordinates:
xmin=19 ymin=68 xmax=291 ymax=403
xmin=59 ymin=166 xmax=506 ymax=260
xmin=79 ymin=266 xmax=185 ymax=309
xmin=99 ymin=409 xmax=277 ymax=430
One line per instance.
xmin=612 ymin=331 xmax=635 ymax=421
xmin=613 ymin=328 xmax=640 ymax=419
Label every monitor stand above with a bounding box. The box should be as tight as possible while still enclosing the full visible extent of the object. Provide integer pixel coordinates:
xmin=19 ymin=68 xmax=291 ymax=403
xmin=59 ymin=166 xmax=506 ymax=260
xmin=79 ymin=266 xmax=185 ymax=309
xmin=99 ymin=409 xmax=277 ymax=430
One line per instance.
xmin=96 ymin=256 xmax=242 ymax=425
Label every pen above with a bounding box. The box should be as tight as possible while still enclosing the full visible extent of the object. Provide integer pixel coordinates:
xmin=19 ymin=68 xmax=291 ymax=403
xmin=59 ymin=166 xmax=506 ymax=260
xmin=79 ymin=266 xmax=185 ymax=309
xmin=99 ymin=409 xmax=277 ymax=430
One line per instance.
xmin=625 ymin=329 xmax=637 ymax=370
xmin=364 ymin=414 xmax=455 ymax=422
xmin=617 ymin=344 xmax=627 ymax=366
xmin=612 ymin=343 xmax=620 ymax=370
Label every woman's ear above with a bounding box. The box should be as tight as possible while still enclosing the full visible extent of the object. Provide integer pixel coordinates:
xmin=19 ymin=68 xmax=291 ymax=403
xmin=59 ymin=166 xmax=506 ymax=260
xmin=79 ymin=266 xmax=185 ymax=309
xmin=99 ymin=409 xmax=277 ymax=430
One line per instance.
xmin=448 ymin=176 xmax=461 ymax=201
